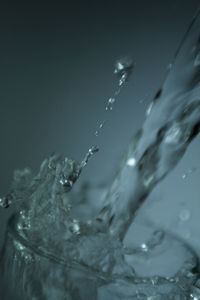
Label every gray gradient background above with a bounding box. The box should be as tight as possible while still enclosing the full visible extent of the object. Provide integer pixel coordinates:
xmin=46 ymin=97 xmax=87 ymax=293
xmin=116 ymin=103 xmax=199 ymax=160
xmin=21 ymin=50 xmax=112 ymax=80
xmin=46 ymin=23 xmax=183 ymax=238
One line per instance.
xmin=1 ymin=0 xmax=200 ymax=257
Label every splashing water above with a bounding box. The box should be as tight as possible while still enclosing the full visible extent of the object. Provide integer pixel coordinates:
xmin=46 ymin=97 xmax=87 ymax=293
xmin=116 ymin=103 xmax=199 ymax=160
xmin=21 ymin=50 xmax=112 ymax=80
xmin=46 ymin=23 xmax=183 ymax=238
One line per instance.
xmin=82 ymin=57 xmax=134 ymax=169
xmin=93 ymin=57 xmax=134 ymax=139
xmin=81 ymin=145 xmax=99 ymax=168
xmin=1 ymin=9 xmax=200 ymax=300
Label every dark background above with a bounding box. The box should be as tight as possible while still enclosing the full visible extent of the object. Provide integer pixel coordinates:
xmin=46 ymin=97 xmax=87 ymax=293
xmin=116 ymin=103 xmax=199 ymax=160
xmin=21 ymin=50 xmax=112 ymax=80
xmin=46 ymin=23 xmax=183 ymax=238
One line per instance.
xmin=0 ymin=0 xmax=200 ymax=252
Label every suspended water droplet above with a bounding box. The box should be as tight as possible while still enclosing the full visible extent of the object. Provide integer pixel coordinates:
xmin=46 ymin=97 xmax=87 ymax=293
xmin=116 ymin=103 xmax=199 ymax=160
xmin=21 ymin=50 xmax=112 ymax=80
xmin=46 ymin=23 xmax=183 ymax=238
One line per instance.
xmin=114 ymin=57 xmax=134 ymax=87
xmin=106 ymin=98 xmax=115 ymax=111
xmin=182 ymin=173 xmax=187 ymax=179
xmin=59 ymin=178 xmax=73 ymax=189
xmin=182 ymin=167 xmax=197 ymax=179
xmin=141 ymin=243 xmax=148 ymax=252
xmin=95 ymin=121 xmax=106 ymax=136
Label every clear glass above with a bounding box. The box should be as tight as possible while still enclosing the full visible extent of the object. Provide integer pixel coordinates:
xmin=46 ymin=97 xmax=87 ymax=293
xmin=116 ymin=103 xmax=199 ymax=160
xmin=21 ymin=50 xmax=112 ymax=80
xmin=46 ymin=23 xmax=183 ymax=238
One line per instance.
xmin=0 ymin=214 xmax=200 ymax=300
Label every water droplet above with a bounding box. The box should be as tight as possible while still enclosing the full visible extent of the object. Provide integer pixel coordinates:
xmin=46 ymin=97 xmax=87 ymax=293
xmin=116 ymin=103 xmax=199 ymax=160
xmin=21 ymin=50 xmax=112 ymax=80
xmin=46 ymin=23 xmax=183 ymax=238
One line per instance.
xmin=106 ymin=98 xmax=115 ymax=111
xmin=114 ymin=57 xmax=134 ymax=86
xmin=95 ymin=121 xmax=106 ymax=136
xmin=182 ymin=167 xmax=197 ymax=179
xmin=81 ymin=146 xmax=99 ymax=168
xmin=141 ymin=243 xmax=148 ymax=252
xmin=126 ymin=157 xmax=136 ymax=167
xmin=59 ymin=178 xmax=73 ymax=189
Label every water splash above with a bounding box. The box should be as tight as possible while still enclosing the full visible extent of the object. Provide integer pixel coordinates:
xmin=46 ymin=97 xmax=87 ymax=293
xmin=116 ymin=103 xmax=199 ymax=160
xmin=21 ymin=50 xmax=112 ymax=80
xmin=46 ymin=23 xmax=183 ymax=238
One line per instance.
xmin=94 ymin=10 xmax=200 ymax=239
xmin=1 ymin=9 xmax=200 ymax=300
xmin=83 ymin=57 xmax=134 ymax=170
xmin=81 ymin=145 xmax=99 ymax=168
xmin=93 ymin=57 xmax=134 ymax=140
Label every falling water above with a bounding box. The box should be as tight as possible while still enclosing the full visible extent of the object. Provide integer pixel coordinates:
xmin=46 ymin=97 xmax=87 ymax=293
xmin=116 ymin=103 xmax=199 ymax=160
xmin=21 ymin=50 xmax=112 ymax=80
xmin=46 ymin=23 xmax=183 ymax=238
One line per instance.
xmin=1 ymin=8 xmax=200 ymax=300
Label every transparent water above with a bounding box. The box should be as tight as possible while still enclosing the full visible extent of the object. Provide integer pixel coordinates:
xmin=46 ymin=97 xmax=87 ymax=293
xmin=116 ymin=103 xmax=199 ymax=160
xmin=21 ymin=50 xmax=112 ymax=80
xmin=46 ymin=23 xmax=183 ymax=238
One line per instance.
xmin=1 ymin=8 xmax=200 ymax=300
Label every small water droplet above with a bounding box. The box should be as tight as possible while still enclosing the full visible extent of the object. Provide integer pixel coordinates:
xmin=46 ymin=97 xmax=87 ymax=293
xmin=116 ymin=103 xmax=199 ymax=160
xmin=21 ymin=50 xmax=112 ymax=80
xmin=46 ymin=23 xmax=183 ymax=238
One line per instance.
xmin=95 ymin=121 xmax=106 ymax=136
xmin=114 ymin=57 xmax=134 ymax=87
xmin=106 ymin=98 xmax=115 ymax=111
xmin=141 ymin=243 xmax=148 ymax=252
xmin=81 ymin=146 xmax=99 ymax=168
xmin=59 ymin=178 xmax=73 ymax=189
xmin=182 ymin=167 xmax=197 ymax=179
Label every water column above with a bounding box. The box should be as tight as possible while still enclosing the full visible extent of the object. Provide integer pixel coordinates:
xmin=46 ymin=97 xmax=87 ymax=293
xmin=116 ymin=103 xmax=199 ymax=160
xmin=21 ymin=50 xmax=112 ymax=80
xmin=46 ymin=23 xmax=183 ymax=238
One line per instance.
xmin=96 ymin=9 xmax=200 ymax=241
